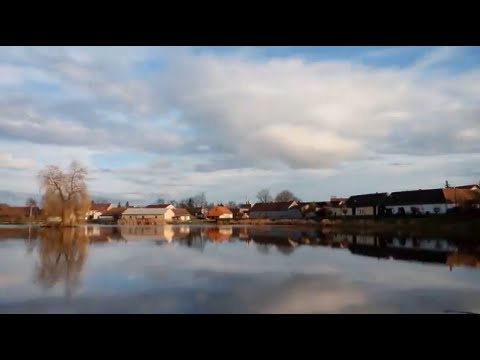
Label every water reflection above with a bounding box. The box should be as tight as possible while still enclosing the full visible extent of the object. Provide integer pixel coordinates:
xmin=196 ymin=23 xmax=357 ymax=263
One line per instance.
xmin=1 ymin=224 xmax=480 ymax=313
xmin=35 ymin=227 xmax=88 ymax=298
xmin=0 ymin=224 xmax=480 ymax=302
xmin=0 ymin=225 xmax=479 ymax=271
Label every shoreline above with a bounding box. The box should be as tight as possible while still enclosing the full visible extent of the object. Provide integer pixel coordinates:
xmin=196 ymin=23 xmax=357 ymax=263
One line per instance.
xmin=3 ymin=215 xmax=480 ymax=232
xmin=229 ymin=215 xmax=480 ymax=235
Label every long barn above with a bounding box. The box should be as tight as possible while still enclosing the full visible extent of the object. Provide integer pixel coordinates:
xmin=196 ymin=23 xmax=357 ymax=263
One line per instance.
xmin=120 ymin=207 xmax=174 ymax=225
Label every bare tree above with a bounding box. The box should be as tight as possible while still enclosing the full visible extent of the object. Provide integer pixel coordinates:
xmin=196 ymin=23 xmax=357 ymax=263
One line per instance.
xmin=275 ymin=190 xmax=301 ymax=202
xmin=180 ymin=193 xmax=208 ymax=209
xmin=39 ymin=161 xmax=90 ymax=226
xmin=156 ymin=198 xmax=166 ymax=204
xmin=26 ymin=198 xmax=37 ymax=207
xmin=192 ymin=192 xmax=208 ymax=208
xmin=256 ymin=189 xmax=273 ymax=203
xmin=227 ymin=201 xmax=237 ymax=209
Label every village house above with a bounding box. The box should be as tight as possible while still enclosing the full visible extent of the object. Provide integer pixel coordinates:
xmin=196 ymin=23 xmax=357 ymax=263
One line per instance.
xmin=345 ymin=193 xmax=388 ymax=216
xmin=120 ymin=207 xmax=175 ymax=225
xmin=171 ymin=208 xmax=191 ymax=222
xmin=206 ymin=206 xmax=233 ymax=220
xmin=321 ymin=197 xmax=348 ymax=217
xmin=249 ymin=201 xmax=302 ymax=219
xmin=455 ymin=184 xmax=480 ymax=192
xmin=189 ymin=207 xmax=207 ymax=218
xmin=298 ymin=201 xmax=330 ymax=218
xmin=384 ymin=188 xmax=480 ymax=215
xmin=0 ymin=205 xmax=40 ymax=223
xmin=443 ymin=188 xmax=480 ymax=210
xmin=229 ymin=208 xmax=241 ymax=219
xmin=98 ymin=207 xmax=127 ymax=224
xmin=238 ymin=201 xmax=254 ymax=218
xmin=330 ymin=197 xmax=349 ymax=207
xmin=86 ymin=202 xmax=113 ymax=221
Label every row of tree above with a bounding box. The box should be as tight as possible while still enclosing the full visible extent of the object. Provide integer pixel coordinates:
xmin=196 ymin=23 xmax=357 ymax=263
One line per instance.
xmin=152 ymin=188 xmax=301 ymax=211
xmin=255 ymin=189 xmax=301 ymax=203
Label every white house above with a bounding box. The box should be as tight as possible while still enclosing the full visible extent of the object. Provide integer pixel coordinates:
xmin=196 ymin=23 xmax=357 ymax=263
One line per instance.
xmin=86 ymin=202 xmax=113 ymax=220
xmin=171 ymin=208 xmax=191 ymax=222
xmin=120 ymin=207 xmax=175 ymax=225
xmin=206 ymin=206 xmax=233 ymax=220
xmin=345 ymin=193 xmax=389 ymax=216
xmin=249 ymin=201 xmax=302 ymax=219
xmin=384 ymin=188 xmax=480 ymax=215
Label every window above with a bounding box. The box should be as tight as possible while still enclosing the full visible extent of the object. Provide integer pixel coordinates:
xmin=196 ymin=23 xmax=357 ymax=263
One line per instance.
xmin=155 ymin=216 xmax=157 ymax=218
xmin=142 ymin=216 xmax=144 ymax=219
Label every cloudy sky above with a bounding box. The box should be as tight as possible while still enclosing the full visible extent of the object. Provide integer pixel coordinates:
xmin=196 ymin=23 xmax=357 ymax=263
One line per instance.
xmin=0 ymin=46 xmax=479 ymax=205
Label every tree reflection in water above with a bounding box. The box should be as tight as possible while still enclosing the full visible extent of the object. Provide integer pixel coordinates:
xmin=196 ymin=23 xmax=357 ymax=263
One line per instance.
xmin=35 ymin=227 xmax=88 ymax=299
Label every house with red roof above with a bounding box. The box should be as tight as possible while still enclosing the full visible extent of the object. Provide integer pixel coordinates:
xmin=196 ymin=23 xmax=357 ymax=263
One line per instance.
xmin=171 ymin=208 xmax=191 ymax=222
xmin=454 ymin=184 xmax=480 ymax=191
xmin=207 ymin=206 xmax=233 ymax=220
xmin=86 ymin=201 xmax=113 ymax=221
xmin=0 ymin=205 xmax=40 ymax=223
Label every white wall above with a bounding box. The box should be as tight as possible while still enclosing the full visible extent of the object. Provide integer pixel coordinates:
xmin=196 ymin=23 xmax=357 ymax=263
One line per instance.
xmin=386 ymin=203 xmax=454 ymax=215
xmin=218 ymin=213 xmax=233 ymax=219
xmin=329 ymin=207 xmax=347 ymax=216
xmin=344 ymin=207 xmax=376 ymax=216
xmin=90 ymin=210 xmax=102 ymax=220
xmin=174 ymin=215 xmax=191 ymax=221
xmin=164 ymin=209 xmax=174 ymax=221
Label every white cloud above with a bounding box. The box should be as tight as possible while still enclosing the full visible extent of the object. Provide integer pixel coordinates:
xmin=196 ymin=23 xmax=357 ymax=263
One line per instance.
xmin=157 ymin=47 xmax=480 ymax=170
xmin=0 ymin=64 xmax=57 ymax=86
xmin=0 ymin=46 xmax=479 ymax=201
xmin=0 ymin=153 xmax=35 ymax=170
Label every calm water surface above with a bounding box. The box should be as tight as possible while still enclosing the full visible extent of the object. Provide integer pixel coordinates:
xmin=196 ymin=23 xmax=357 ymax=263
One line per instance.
xmin=0 ymin=224 xmax=479 ymax=313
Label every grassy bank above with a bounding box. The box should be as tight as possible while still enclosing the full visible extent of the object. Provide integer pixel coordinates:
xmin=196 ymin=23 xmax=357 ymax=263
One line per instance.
xmin=231 ymin=219 xmax=325 ymax=226
xmin=322 ymin=215 xmax=480 ymax=238
xmin=230 ymin=215 xmax=480 ymax=236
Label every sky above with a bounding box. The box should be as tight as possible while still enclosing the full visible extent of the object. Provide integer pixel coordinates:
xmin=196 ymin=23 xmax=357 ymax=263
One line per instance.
xmin=0 ymin=46 xmax=479 ymax=205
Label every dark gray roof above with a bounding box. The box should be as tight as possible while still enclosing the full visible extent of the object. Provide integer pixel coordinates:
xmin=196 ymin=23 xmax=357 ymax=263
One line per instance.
xmin=346 ymin=193 xmax=388 ymax=207
xmin=384 ymin=189 xmax=445 ymax=206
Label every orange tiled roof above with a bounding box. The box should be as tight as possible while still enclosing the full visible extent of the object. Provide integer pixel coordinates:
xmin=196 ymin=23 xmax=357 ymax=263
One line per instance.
xmin=207 ymin=206 xmax=232 ymax=217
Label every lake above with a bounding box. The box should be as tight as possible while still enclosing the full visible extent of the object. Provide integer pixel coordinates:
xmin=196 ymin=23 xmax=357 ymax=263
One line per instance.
xmin=0 ymin=224 xmax=479 ymax=313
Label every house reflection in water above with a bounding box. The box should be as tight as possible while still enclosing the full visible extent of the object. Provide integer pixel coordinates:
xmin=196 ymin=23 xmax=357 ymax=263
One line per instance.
xmin=346 ymin=234 xmax=464 ymax=266
xmin=206 ymin=227 xmax=233 ymax=243
xmin=119 ymin=225 xmax=180 ymax=243
xmin=447 ymin=253 xmax=480 ymax=270
xmin=0 ymin=224 xmax=479 ymax=299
